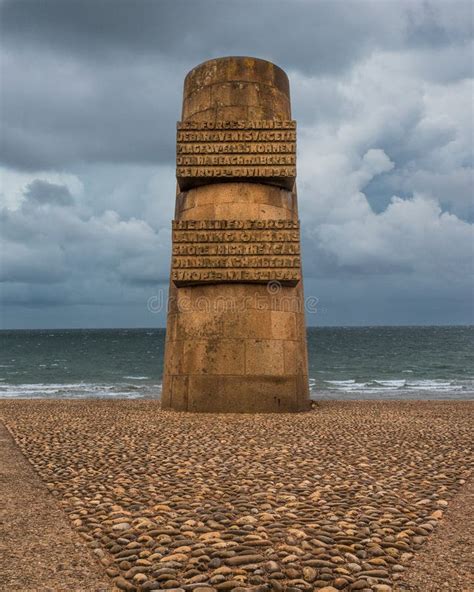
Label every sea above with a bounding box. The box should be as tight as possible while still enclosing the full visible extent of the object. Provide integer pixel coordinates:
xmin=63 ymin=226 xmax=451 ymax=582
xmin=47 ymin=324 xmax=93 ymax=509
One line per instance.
xmin=0 ymin=326 xmax=473 ymax=400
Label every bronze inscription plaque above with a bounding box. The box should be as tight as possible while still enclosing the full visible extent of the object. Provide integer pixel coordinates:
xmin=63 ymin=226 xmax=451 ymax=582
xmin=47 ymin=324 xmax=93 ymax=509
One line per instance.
xmin=176 ymin=120 xmax=296 ymax=190
xmin=171 ymin=219 xmax=301 ymax=286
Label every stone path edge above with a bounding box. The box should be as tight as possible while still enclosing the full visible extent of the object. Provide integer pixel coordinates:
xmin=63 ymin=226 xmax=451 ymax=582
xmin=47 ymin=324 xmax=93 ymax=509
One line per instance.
xmin=0 ymin=420 xmax=115 ymax=592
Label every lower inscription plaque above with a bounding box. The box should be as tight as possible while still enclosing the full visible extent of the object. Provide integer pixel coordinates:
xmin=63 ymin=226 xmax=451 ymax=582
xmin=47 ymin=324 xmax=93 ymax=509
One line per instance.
xmin=171 ymin=219 xmax=301 ymax=286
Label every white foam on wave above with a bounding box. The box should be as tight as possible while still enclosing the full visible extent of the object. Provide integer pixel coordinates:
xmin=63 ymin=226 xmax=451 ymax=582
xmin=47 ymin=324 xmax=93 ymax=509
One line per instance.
xmin=0 ymin=382 xmax=155 ymax=399
xmin=324 ymin=380 xmax=370 ymax=392
xmin=123 ymin=376 xmax=149 ymax=380
xmin=374 ymin=379 xmax=406 ymax=387
xmin=322 ymin=378 xmax=469 ymax=394
xmin=1 ymin=377 xmax=469 ymax=400
xmin=406 ymin=380 xmax=463 ymax=391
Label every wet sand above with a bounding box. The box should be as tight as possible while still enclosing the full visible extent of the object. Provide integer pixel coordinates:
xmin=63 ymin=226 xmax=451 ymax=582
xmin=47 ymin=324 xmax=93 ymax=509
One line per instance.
xmin=0 ymin=399 xmax=472 ymax=592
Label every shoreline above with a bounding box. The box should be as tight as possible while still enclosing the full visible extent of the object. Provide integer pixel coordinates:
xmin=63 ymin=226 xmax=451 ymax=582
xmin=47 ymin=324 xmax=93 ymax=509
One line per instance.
xmin=1 ymin=391 xmax=474 ymax=401
xmin=1 ymin=399 xmax=473 ymax=592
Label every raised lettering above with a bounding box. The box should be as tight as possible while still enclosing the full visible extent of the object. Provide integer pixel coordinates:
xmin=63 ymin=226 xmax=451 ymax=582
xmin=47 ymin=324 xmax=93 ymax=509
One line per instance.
xmin=176 ymin=120 xmax=297 ymax=190
xmin=171 ymin=219 xmax=301 ymax=286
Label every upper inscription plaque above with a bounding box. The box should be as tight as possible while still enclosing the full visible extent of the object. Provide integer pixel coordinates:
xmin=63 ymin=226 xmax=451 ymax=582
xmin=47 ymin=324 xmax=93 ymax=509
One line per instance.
xmin=176 ymin=120 xmax=296 ymax=191
xmin=171 ymin=219 xmax=301 ymax=287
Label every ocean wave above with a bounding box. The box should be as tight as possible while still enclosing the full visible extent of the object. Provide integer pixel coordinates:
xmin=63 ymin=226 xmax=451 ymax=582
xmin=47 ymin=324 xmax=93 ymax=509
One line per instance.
xmin=325 ymin=381 xmax=371 ymax=392
xmin=374 ymin=379 xmax=406 ymax=387
xmin=322 ymin=378 xmax=470 ymax=394
xmin=0 ymin=382 xmax=161 ymax=399
xmin=406 ymin=380 xmax=463 ymax=391
xmin=123 ymin=376 xmax=150 ymax=380
xmin=0 ymin=377 xmax=470 ymax=401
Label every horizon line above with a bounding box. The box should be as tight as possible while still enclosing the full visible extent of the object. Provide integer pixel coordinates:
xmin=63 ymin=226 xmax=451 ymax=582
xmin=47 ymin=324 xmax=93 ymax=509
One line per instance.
xmin=1 ymin=323 xmax=473 ymax=331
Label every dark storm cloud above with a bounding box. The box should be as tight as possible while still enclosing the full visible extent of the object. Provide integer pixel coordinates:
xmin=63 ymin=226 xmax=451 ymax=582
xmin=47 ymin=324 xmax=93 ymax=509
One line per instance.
xmin=3 ymin=0 xmax=471 ymax=66
xmin=0 ymin=47 xmax=179 ymax=170
xmin=1 ymin=0 xmax=472 ymax=171
xmin=24 ymin=179 xmax=74 ymax=206
xmin=0 ymin=0 xmax=409 ymax=71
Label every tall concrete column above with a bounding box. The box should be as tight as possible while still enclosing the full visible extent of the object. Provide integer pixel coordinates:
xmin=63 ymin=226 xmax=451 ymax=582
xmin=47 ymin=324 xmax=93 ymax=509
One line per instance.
xmin=161 ymin=56 xmax=309 ymax=412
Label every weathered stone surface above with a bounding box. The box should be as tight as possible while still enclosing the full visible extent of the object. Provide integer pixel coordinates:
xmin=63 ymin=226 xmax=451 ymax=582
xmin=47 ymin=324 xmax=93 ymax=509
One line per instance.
xmin=162 ymin=56 xmax=309 ymax=413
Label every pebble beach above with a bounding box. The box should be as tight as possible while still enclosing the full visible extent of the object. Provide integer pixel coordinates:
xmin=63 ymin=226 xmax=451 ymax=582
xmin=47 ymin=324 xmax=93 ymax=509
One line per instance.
xmin=1 ymin=400 xmax=473 ymax=592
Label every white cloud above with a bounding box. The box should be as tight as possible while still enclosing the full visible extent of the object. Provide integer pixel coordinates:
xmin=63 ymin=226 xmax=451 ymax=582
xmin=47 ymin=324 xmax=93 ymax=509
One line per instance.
xmin=294 ymin=47 xmax=473 ymax=295
xmin=317 ymin=194 xmax=473 ymax=277
xmin=1 ymin=174 xmax=171 ymax=304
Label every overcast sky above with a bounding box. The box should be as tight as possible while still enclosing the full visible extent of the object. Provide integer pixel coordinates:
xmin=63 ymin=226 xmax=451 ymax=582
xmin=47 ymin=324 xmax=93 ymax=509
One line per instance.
xmin=0 ymin=0 xmax=473 ymax=328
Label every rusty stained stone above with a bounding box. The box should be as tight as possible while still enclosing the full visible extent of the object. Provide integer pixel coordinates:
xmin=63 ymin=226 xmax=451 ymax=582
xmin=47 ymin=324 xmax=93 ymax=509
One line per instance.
xmin=162 ymin=56 xmax=309 ymax=413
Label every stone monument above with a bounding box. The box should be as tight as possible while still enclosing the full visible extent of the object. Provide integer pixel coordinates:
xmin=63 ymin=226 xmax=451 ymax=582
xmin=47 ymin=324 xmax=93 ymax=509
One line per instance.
xmin=161 ymin=57 xmax=309 ymax=412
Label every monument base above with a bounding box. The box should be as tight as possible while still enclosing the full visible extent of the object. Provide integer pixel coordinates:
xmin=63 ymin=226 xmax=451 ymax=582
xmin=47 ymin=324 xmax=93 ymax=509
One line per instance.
xmin=161 ymin=375 xmax=310 ymax=413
